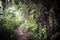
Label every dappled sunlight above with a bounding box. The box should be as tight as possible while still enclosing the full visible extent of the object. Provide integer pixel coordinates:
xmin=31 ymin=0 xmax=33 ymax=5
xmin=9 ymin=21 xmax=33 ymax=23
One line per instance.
xmin=5 ymin=5 xmax=24 ymax=21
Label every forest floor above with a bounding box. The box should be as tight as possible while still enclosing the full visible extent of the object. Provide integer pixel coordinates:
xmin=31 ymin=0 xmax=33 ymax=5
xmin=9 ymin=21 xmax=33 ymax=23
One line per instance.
xmin=15 ymin=24 xmax=30 ymax=40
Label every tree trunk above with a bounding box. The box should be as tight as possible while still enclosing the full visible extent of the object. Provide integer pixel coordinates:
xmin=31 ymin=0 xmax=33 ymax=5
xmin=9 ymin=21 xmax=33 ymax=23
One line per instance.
xmin=34 ymin=0 xmax=59 ymax=40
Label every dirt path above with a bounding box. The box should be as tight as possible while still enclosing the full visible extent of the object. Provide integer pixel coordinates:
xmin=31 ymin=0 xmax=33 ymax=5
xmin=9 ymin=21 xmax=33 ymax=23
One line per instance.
xmin=14 ymin=24 xmax=29 ymax=40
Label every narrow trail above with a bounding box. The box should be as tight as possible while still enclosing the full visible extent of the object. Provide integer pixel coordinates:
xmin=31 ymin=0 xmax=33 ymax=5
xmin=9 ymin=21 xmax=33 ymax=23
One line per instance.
xmin=14 ymin=24 xmax=30 ymax=40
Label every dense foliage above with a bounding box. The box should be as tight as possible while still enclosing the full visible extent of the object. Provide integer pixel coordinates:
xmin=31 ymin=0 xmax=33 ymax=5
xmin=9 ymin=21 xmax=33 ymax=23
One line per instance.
xmin=0 ymin=0 xmax=60 ymax=40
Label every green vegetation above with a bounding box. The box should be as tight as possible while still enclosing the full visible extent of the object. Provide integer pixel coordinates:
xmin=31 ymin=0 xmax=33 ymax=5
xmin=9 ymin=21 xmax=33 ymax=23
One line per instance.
xmin=0 ymin=0 xmax=59 ymax=40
